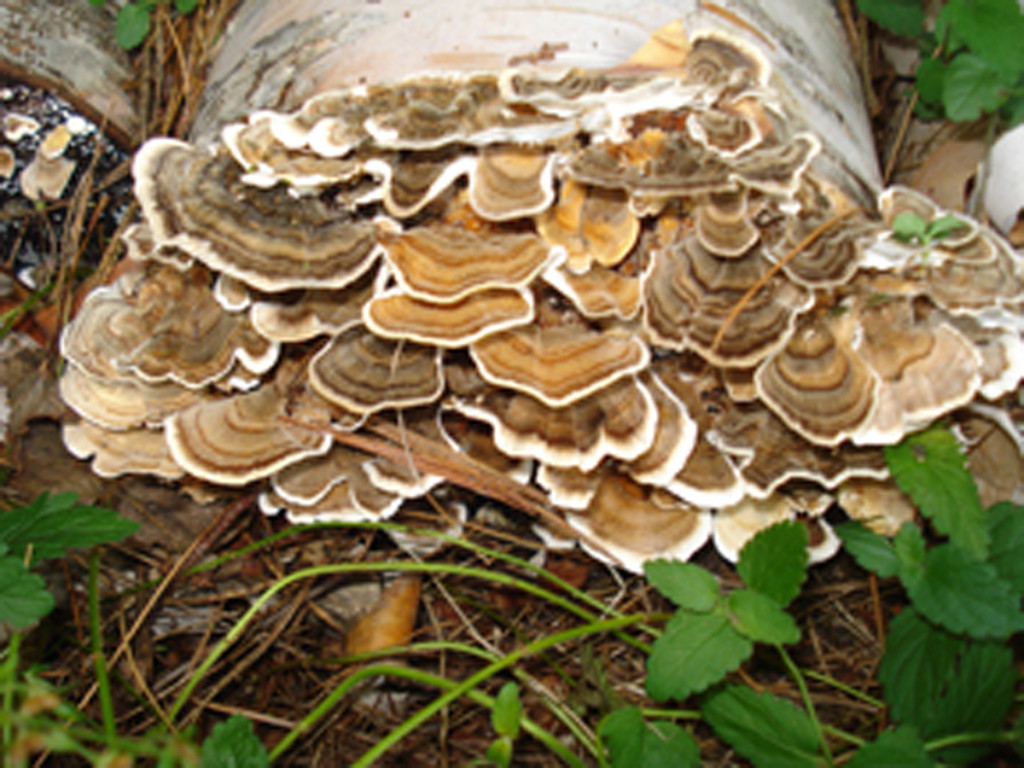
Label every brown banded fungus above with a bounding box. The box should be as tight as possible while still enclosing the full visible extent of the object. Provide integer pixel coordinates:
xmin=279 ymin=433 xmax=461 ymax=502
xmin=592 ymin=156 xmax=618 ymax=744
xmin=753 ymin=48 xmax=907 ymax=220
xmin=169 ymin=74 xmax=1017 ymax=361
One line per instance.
xmin=57 ymin=22 xmax=1024 ymax=573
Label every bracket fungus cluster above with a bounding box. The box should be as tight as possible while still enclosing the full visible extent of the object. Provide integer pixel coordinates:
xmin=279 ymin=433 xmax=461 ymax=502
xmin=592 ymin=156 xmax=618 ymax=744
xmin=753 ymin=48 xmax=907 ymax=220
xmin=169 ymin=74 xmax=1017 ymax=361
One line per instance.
xmin=58 ymin=25 xmax=1024 ymax=572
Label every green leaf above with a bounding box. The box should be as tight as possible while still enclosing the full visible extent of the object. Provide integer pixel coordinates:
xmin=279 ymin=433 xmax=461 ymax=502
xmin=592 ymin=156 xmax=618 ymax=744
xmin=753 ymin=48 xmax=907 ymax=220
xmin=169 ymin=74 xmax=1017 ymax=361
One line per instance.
xmin=915 ymin=58 xmax=947 ymax=107
xmin=878 ymin=609 xmax=965 ymax=726
xmin=702 ymin=685 xmax=823 ymax=768
xmin=891 ymin=523 xmax=926 ymax=575
xmin=0 ymin=492 xmax=139 ymax=565
xmin=891 ymin=211 xmax=928 ymax=244
xmin=736 ymin=521 xmax=808 ymax=606
xmin=175 ymin=0 xmax=200 ymax=13
xmin=485 ymin=736 xmax=513 ymax=768
xmin=924 ymin=636 xmax=1014 ymax=764
xmin=727 ymin=589 xmax=800 ymax=645
xmin=986 ymin=501 xmax=1024 ymax=591
xmin=491 ymin=682 xmax=521 ymax=739
xmin=884 ymin=426 xmax=988 ymax=559
xmin=924 ymin=214 xmax=969 ymax=242
xmin=942 ymin=53 xmax=1009 ymax=121
xmin=847 ymin=725 xmax=935 ymax=768
xmin=837 ymin=521 xmax=901 ymax=578
xmin=856 ymin=0 xmax=924 ymax=37
xmin=0 ymin=556 xmax=54 ymax=628
xmin=906 ymin=542 xmax=1023 ymax=639
xmin=644 ymin=560 xmax=720 ymax=612
xmin=646 ymin=610 xmax=752 ymax=702
xmin=115 ymin=3 xmax=152 ymax=50
xmin=600 ymin=707 xmax=701 ymax=768
xmin=200 ymin=716 xmax=269 ymax=768
xmin=945 ymin=0 xmax=1024 ymax=81
xmin=88 ymin=0 xmax=107 ymax=7
xmin=1003 ymin=93 xmax=1024 ymax=128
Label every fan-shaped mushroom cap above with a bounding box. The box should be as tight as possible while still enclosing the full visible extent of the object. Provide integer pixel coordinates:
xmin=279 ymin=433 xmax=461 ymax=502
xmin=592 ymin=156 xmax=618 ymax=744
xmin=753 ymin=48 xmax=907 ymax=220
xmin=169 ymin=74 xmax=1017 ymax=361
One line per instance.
xmin=853 ymin=299 xmax=982 ymax=445
xmin=364 ymin=286 xmax=534 ymax=347
xmin=453 ymin=375 xmax=657 ymax=472
xmin=213 ymin=274 xmax=251 ymax=311
xmin=371 ymin=150 xmax=473 ymax=218
xmin=0 ymin=148 xmax=14 ymax=180
xmin=837 ymin=479 xmax=916 ymax=537
xmin=687 ymin=104 xmax=762 ymax=157
xmin=60 ymin=366 xmax=202 ymax=431
xmin=714 ymin=493 xmax=840 ymax=564
xmin=771 ymin=207 xmax=875 ymax=288
xmin=729 ymin=134 xmax=820 ymax=196
xmin=643 ymin=234 xmax=812 ymax=366
xmin=468 ymin=145 xmax=556 ymax=221
xmin=309 ymin=326 xmax=443 ymax=414
xmin=921 ymin=233 xmax=1024 ymax=313
xmin=63 ymin=421 xmax=184 ymax=480
xmin=271 ymin=444 xmax=363 ymax=506
xmin=248 ymin=271 xmax=376 ymax=343
xmin=536 ymin=464 xmax=605 ymax=510
xmin=567 ymin=473 xmax=712 ymax=574
xmin=4 ymin=113 xmax=40 ymax=141
xmin=381 ymin=224 xmax=553 ymax=303
xmin=755 ymin=313 xmax=879 ymax=446
xmin=541 ymin=263 xmax=641 ymax=320
xmin=165 ymin=381 xmax=333 ymax=486
xmin=122 ymin=223 xmax=194 ymax=271
xmin=133 ymin=139 xmax=382 ymax=292
xmin=626 ymin=373 xmax=699 ymax=487
xmin=470 ymin=324 xmax=649 ymax=408
xmin=711 ymin=400 xmax=888 ymax=497
xmin=569 ymin=129 xmax=732 ymax=197
xmin=695 ymin=188 xmax=760 ymax=257
xmin=680 ymin=32 xmax=769 ymax=91
xmin=60 ymin=263 xmax=279 ymax=388
xmin=534 ymin=178 xmax=640 ymax=272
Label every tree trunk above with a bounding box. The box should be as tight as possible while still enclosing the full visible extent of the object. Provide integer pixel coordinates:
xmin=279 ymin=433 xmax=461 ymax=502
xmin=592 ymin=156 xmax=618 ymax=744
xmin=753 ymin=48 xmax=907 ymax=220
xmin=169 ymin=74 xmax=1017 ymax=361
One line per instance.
xmin=193 ymin=0 xmax=879 ymax=204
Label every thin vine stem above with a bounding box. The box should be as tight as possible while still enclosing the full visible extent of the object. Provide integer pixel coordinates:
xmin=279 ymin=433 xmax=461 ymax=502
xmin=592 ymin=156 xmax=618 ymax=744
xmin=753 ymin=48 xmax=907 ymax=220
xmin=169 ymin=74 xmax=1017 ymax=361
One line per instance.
xmin=166 ymin=561 xmax=647 ymax=723
xmin=351 ymin=614 xmax=647 ymax=766
xmin=775 ymin=643 xmax=835 ymax=767
xmin=803 ymin=669 xmax=884 ymax=710
xmin=88 ymin=550 xmax=116 ymax=742
xmin=268 ymin=663 xmax=587 ymax=766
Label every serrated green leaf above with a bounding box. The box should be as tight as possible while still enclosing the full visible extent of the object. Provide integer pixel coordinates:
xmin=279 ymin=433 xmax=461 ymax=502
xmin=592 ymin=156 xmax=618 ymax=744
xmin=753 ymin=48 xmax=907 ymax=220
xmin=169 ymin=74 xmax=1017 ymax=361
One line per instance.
xmin=727 ymin=589 xmax=800 ymax=645
xmin=946 ymin=0 xmax=1024 ymax=81
xmin=856 ymin=0 xmax=924 ymax=37
xmin=175 ymin=0 xmax=200 ymax=13
xmin=491 ymin=682 xmax=521 ymax=739
xmin=942 ymin=53 xmax=1009 ymax=121
xmin=702 ymin=685 xmax=822 ymax=768
xmin=892 ymin=523 xmax=926 ymax=575
xmin=600 ymin=707 xmax=701 ymax=768
xmin=646 ymin=610 xmax=752 ymax=702
xmin=846 ymin=725 xmax=935 ymax=768
xmin=986 ymin=501 xmax=1024 ymax=592
xmin=925 ymin=636 xmax=1014 ymax=764
xmin=116 ymin=3 xmax=151 ymax=50
xmin=0 ymin=492 xmax=139 ymax=565
xmin=885 ymin=427 xmax=988 ymax=558
xmin=200 ymin=715 xmax=268 ymax=768
xmin=891 ymin=211 xmax=929 ymax=244
xmin=878 ymin=609 xmax=965 ymax=726
xmin=736 ymin=521 xmax=807 ymax=606
xmin=644 ymin=560 xmax=720 ymax=612
xmin=0 ymin=557 xmax=54 ymax=628
xmin=915 ymin=58 xmax=947 ymax=107
xmin=837 ymin=521 xmax=901 ymax=578
xmin=907 ymin=543 xmax=1023 ymax=639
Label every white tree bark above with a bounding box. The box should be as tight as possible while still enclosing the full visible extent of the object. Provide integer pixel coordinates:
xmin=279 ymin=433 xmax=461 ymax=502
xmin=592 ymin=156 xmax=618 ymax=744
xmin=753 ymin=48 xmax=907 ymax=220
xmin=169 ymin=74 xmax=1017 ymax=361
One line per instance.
xmin=0 ymin=0 xmax=139 ymax=145
xmin=194 ymin=0 xmax=879 ymax=204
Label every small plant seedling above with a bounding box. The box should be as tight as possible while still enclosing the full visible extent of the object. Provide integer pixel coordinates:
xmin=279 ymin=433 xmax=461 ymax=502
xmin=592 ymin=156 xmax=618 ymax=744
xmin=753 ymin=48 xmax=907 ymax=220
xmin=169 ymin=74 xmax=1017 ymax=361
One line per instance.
xmin=482 ymin=682 xmax=523 ymax=767
xmin=88 ymin=0 xmax=201 ymax=51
